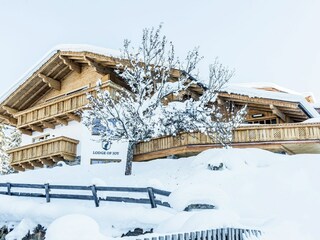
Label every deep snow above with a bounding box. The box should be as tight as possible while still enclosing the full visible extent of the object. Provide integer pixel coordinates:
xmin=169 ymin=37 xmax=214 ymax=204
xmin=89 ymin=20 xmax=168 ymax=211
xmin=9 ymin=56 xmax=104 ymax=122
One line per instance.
xmin=0 ymin=148 xmax=319 ymax=240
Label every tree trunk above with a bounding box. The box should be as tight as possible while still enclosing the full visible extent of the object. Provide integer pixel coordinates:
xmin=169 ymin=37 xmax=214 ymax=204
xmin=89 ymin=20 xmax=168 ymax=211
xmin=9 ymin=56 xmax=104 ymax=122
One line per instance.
xmin=125 ymin=141 xmax=135 ymax=175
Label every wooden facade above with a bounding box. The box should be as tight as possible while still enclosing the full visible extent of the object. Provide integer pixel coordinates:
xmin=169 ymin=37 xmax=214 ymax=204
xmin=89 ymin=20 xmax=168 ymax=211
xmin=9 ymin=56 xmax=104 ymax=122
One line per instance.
xmin=0 ymin=50 xmax=128 ymax=135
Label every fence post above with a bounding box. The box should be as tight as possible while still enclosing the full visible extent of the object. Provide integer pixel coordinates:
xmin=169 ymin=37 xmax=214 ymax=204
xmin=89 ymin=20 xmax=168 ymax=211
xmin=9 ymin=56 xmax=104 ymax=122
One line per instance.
xmin=91 ymin=185 xmax=99 ymax=207
xmin=217 ymin=229 xmax=222 ymax=240
xmin=147 ymin=187 xmax=157 ymax=208
xmin=44 ymin=183 xmax=50 ymax=203
xmin=6 ymin=183 xmax=11 ymax=196
xmin=196 ymin=231 xmax=200 ymax=240
xmin=184 ymin=232 xmax=189 ymax=240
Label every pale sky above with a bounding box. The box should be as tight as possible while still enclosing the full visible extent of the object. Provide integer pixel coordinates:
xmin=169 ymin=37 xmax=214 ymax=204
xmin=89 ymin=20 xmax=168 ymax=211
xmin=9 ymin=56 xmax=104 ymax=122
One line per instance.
xmin=1 ymin=0 xmax=320 ymax=101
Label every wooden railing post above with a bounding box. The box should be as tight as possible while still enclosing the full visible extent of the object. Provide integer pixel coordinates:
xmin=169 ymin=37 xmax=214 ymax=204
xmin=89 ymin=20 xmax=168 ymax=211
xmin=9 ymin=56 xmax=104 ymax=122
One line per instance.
xmin=44 ymin=183 xmax=50 ymax=203
xmin=6 ymin=183 xmax=11 ymax=196
xmin=147 ymin=187 xmax=157 ymax=208
xmin=91 ymin=185 xmax=99 ymax=207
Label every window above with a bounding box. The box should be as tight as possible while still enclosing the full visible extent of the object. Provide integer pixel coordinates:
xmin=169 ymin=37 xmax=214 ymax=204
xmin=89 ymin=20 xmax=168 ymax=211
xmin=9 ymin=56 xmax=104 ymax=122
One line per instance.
xmin=90 ymin=159 xmax=121 ymax=164
xmin=32 ymin=134 xmax=50 ymax=143
xmin=246 ymin=118 xmax=278 ymax=125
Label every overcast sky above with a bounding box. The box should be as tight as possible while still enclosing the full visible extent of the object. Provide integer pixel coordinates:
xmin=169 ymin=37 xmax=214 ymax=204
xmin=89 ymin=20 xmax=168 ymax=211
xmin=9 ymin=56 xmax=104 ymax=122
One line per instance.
xmin=1 ymin=0 xmax=320 ymax=101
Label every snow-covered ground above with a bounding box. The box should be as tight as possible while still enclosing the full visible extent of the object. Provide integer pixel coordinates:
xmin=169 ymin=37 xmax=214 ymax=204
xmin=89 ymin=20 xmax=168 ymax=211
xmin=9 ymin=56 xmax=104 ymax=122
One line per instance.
xmin=0 ymin=148 xmax=319 ymax=240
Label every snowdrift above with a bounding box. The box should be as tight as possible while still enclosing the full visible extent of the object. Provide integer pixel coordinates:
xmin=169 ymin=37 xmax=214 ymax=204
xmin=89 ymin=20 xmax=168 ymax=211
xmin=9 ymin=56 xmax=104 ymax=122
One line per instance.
xmin=0 ymin=148 xmax=319 ymax=240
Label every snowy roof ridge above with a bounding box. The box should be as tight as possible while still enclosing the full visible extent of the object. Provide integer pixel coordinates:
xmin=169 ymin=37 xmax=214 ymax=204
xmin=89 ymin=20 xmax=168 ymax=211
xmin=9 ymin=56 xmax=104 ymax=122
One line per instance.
xmin=0 ymin=44 xmax=121 ymax=103
xmin=232 ymin=82 xmax=303 ymax=95
xmin=222 ymin=84 xmax=320 ymax=118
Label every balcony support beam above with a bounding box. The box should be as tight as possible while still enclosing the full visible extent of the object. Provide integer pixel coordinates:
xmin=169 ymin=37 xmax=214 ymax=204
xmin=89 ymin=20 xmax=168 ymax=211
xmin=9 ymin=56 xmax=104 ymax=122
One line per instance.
xmin=19 ymin=128 xmax=32 ymax=136
xmin=59 ymin=55 xmax=81 ymax=74
xmin=67 ymin=113 xmax=81 ymax=122
xmin=62 ymin=154 xmax=75 ymax=161
xmin=40 ymin=158 xmax=55 ymax=167
xmin=20 ymin=162 xmax=34 ymax=170
xmin=42 ymin=121 xmax=55 ymax=129
xmin=29 ymin=124 xmax=43 ymax=133
xmin=30 ymin=161 xmax=43 ymax=168
xmin=38 ymin=73 xmax=61 ymax=91
xmin=12 ymin=165 xmax=25 ymax=172
xmin=54 ymin=117 xmax=68 ymax=126
xmin=51 ymin=156 xmax=64 ymax=162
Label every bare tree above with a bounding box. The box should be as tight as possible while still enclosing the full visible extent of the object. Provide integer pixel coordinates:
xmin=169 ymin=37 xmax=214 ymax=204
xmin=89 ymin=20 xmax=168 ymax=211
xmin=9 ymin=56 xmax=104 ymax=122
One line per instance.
xmin=84 ymin=25 xmax=246 ymax=175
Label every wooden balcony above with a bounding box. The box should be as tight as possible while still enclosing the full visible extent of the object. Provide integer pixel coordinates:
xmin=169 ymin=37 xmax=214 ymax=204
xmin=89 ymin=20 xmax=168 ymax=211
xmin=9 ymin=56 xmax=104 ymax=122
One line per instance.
xmin=7 ymin=136 xmax=79 ymax=171
xmin=13 ymin=83 xmax=118 ymax=135
xmin=134 ymin=122 xmax=320 ymax=161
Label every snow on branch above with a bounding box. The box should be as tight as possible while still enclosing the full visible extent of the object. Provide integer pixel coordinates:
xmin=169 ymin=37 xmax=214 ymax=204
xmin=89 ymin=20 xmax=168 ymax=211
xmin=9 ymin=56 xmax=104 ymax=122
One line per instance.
xmin=83 ymin=24 xmax=246 ymax=174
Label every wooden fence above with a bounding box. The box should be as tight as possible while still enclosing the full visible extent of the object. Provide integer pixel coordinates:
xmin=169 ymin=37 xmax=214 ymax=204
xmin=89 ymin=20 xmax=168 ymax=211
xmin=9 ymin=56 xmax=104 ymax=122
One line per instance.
xmin=138 ymin=228 xmax=262 ymax=240
xmin=0 ymin=182 xmax=171 ymax=208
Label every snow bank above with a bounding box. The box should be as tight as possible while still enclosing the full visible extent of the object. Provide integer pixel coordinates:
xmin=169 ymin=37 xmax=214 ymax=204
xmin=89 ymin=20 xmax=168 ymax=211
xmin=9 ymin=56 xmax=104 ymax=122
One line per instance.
xmin=0 ymin=148 xmax=320 ymax=239
xmin=46 ymin=214 xmax=108 ymax=240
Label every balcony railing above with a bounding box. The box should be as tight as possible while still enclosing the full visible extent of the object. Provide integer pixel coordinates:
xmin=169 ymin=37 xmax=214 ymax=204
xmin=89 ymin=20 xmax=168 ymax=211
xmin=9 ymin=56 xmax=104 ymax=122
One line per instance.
xmin=134 ymin=122 xmax=320 ymax=161
xmin=13 ymin=83 xmax=118 ymax=133
xmin=7 ymin=136 xmax=79 ymax=171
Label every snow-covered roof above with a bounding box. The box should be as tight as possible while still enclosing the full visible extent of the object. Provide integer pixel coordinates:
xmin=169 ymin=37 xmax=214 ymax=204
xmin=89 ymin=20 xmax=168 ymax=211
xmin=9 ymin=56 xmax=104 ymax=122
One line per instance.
xmin=0 ymin=44 xmax=121 ymax=103
xmin=221 ymin=83 xmax=320 ymax=118
xmin=233 ymin=82 xmax=302 ymax=95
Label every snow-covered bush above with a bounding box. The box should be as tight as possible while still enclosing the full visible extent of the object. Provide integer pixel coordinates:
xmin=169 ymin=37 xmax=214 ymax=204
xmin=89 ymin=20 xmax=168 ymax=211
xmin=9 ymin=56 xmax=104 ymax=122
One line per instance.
xmin=84 ymin=25 xmax=246 ymax=175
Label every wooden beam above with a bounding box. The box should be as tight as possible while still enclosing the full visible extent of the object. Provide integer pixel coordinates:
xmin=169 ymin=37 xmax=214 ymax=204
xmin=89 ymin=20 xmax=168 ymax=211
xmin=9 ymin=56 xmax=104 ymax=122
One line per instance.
xmin=20 ymin=162 xmax=34 ymax=170
xmin=2 ymin=106 xmax=18 ymax=115
xmin=29 ymin=161 xmax=43 ymax=168
xmin=38 ymin=73 xmax=61 ymax=90
xmin=40 ymin=158 xmax=55 ymax=166
xmin=218 ymin=93 xmax=298 ymax=109
xmin=0 ymin=114 xmax=17 ymax=125
xmin=41 ymin=121 xmax=55 ymax=129
xmin=12 ymin=165 xmax=25 ymax=172
xmin=28 ymin=124 xmax=43 ymax=133
xmin=59 ymin=55 xmax=81 ymax=73
xmin=62 ymin=154 xmax=75 ymax=161
xmin=18 ymin=84 xmax=49 ymax=110
xmin=67 ymin=113 xmax=81 ymax=122
xmin=281 ymin=145 xmax=295 ymax=155
xmin=84 ymin=56 xmax=113 ymax=75
xmin=54 ymin=117 xmax=68 ymax=126
xmin=51 ymin=156 xmax=64 ymax=162
xmin=270 ymin=104 xmax=286 ymax=121
xmin=19 ymin=128 xmax=32 ymax=136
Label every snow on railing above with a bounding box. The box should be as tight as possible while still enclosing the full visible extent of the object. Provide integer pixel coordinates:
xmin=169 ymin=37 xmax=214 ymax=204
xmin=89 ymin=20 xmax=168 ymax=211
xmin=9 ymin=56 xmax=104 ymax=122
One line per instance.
xmin=0 ymin=182 xmax=171 ymax=208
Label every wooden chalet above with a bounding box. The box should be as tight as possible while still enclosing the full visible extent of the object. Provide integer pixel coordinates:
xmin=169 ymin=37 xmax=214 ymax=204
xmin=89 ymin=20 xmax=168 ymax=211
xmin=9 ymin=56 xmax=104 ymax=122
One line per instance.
xmin=1 ymin=45 xmax=320 ymax=171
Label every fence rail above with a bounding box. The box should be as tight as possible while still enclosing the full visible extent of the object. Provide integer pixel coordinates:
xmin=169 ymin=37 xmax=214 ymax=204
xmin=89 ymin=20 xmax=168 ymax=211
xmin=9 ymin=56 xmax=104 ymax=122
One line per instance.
xmin=138 ymin=228 xmax=262 ymax=240
xmin=0 ymin=182 xmax=171 ymax=208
